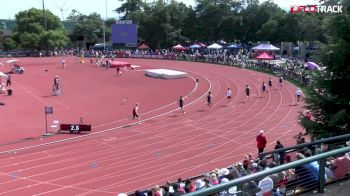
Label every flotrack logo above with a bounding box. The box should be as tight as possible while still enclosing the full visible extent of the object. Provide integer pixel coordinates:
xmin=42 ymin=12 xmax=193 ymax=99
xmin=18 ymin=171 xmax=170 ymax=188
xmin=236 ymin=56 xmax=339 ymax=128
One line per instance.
xmin=290 ymin=5 xmax=343 ymax=13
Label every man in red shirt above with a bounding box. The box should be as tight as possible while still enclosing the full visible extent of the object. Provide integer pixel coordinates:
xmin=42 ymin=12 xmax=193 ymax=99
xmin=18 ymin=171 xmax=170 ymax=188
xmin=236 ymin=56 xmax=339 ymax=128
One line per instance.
xmin=257 ymin=130 xmax=267 ymax=154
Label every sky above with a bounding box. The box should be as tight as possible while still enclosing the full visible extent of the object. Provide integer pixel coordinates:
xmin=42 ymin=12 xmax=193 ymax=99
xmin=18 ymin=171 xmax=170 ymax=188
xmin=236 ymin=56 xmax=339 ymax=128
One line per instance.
xmin=0 ymin=0 xmax=319 ymax=20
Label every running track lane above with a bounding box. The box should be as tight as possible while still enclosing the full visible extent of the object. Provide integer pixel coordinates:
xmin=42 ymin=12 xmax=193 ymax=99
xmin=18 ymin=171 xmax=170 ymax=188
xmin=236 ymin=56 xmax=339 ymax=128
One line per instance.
xmin=0 ymin=59 xmax=304 ymax=195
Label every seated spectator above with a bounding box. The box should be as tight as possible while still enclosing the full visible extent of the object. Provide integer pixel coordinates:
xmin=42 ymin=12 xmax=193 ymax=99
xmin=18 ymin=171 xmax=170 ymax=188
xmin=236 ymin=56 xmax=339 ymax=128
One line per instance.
xmin=195 ymin=179 xmax=206 ymax=191
xmin=171 ymin=184 xmax=184 ymax=196
xmin=135 ymin=190 xmax=147 ymax=196
xmin=209 ymin=173 xmax=219 ymax=186
xmin=184 ymin=179 xmax=196 ymax=193
xmin=152 ymin=185 xmax=163 ymax=196
xmin=256 ymin=176 xmax=274 ymax=196
xmin=243 ymin=181 xmax=261 ymax=196
xmin=331 ymin=153 xmax=350 ymax=179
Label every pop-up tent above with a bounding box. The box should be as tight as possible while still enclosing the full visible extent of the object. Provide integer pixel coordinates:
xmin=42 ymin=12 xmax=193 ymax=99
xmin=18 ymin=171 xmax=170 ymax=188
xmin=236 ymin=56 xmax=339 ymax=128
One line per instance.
xmin=207 ymin=43 xmax=223 ymax=49
xmin=189 ymin=44 xmax=201 ymax=49
xmin=252 ymin=43 xmax=279 ymax=51
xmin=256 ymin=52 xmax=273 ymax=60
xmin=172 ymin=44 xmax=186 ymax=50
xmin=138 ymin=43 xmax=149 ymax=49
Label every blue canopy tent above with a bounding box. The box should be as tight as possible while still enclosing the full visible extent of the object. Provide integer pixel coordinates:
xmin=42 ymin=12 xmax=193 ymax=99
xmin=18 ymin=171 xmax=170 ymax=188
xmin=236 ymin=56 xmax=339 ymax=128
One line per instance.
xmin=227 ymin=44 xmax=242 ymax=49
xmin=189 ymin=44 xmax=201 ymax=49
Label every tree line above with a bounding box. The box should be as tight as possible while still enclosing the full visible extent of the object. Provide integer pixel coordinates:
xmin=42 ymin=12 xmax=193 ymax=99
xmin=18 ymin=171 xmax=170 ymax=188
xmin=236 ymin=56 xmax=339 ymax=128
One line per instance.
xmin=0 ymin=0 xmax=329 ymax=50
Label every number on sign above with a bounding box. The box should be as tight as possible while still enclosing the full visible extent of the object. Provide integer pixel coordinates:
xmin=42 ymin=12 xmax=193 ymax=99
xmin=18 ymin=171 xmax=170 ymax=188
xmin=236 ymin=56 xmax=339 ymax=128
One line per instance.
xmin=70 ymin=125 xmax=80 ymax=131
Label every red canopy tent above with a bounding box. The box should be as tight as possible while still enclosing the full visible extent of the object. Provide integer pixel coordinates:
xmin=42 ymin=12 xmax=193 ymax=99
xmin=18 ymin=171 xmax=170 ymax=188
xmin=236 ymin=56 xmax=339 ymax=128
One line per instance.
xmin=138 ymin=43 xmax=149 ymax=49
xmin=110 ymin=61 xmax=131 ymax=68
xmin=256 ymin=52 xmax=273 ymax=60
xmin=172 ymin=44 xmax=186 ymax=51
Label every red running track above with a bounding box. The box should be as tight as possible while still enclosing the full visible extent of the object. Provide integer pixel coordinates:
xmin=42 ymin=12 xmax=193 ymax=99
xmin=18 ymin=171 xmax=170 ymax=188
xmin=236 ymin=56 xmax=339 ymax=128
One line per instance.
xmin=0 ymin=57 xmax=304 ymax=195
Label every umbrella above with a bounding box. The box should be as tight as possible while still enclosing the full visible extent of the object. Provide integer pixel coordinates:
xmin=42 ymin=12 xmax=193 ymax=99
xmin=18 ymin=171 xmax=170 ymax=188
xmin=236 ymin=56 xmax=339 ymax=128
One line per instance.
xmin=306 ymin=62 xmax=320 ymax=70
xmin=0 ymin=72 xmax=7 ymax=77
xmin=6 ymin=59 xmax=19 ymax=63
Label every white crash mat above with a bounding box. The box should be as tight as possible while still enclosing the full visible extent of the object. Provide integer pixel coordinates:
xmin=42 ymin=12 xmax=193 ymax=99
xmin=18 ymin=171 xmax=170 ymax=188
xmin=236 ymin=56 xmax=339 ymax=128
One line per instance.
xmin=144 ymin=69 xmax=187 ymax=79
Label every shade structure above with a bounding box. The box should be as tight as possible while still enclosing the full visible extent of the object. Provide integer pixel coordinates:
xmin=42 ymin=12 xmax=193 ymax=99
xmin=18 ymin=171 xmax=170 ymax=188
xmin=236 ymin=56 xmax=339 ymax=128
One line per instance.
xmin=256 ymin=52 xmax=273 ymax=60
xmin=252 ymin=43 xmax=279 ymax=51
xmin=227 ymin=44 xmax=241 ymax=49
xmin=138 ymin=43 xmax=149 ymax=49
xmin=207 ymin=43 xmax=223 ymax=49
xmin=172 ymin=44 xmax=186 ymax=50
xmin=110 ymin=61 xmax=131 ymax=68
xmin=306 ymin=62 xmax=320 ymax=70
xmin=189 ymin=44 xmax=201 ymax=49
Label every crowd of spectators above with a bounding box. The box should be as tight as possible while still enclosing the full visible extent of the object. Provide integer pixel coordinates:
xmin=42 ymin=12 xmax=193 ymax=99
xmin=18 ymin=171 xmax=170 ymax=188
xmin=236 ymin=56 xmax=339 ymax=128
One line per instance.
xmin=122 ymin=135 xmax=350 ymax=196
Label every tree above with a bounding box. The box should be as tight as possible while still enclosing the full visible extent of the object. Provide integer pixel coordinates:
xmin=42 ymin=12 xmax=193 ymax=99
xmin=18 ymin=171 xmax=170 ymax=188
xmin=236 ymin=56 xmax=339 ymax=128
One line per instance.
xmin=116 ymin=0 xmax=145 ymax=19
xmin=12 ymin=8 xmax=68 ymax=50
xmin=3 ymin=37 xmax=16 ymax=50
xmin=71 ymin=13 xmax=103 ymax=48
xmin=300 ymin=0 xmax=350 ymax=138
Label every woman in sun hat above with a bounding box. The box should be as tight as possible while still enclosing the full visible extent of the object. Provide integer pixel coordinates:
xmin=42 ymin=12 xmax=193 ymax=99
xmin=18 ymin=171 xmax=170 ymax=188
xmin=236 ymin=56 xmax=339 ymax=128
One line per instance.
xmin=195 ymin=179 xmax=206 ymax=190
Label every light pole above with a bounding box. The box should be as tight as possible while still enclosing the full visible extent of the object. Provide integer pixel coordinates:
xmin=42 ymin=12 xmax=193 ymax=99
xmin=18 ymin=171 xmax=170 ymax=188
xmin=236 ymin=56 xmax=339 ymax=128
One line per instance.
xmin=103 ymin=0 xmax=108 ymax=51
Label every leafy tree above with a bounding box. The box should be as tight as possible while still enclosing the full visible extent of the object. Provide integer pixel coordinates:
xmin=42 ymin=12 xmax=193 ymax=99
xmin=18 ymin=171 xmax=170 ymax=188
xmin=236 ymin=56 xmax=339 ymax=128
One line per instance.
xmin=71 ymin=13 xmax=103 ymax=47
xmin=3 ymin=37 xmax=17 ymax=50
xmin=12 ymin=8 xmax=68 ymax=50
xmin=116 ymin=0 xmax=145 ymax=19
xmin=66 ymin=9 xmax=83 ymax=22
xmin=300 ymin=0 xmax=350 ymax=138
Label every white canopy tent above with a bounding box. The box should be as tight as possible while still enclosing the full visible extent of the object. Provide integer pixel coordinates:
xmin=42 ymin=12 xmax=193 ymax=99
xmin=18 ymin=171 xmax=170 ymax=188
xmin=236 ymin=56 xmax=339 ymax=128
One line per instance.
xmin=252 ymin=44 xmax=280 ymax=51
xmin=207 ymin=43 xmax=223 ymax=49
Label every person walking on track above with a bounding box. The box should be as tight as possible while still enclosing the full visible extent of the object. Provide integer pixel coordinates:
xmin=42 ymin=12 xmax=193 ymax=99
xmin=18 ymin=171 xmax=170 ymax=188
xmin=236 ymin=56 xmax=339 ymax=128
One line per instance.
xmin=132 ymin=103 xmax=141 ymax=124
xmin=256 ymin=130 xmax=267 ymax=154
xmin=178 ymin=95 xmax=185 ymax=114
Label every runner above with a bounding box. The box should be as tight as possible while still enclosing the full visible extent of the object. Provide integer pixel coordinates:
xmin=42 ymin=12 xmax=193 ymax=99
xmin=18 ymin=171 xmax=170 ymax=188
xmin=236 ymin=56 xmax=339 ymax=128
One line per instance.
xmin=53 ymin=76 xmax=61 ymax=96
xmin=245 ymin=84 xmax=250 ymax=101
xmin=132 ymin=103 xmax=141 ymax=124
xmin=207 ymin=91 xmax=212 ymax=110
xmin=226 ymin=88 xmax=232 ymax=104
xmin=295 ymin=88 xmax=303 ymax=105
xmin=178 ymin=95 xmax=185 ymax=114
xmin=279 ymin=76 xmax=284 ymax=87
xmin=268 ymin=77 xmax=272 ymax=88
xmin=261 ymin=82 xmax=266 ymax=97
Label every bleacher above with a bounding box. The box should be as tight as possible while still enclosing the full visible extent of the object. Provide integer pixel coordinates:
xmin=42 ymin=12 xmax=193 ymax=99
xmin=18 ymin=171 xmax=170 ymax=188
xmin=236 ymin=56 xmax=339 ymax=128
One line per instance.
xmin=127 ymin=134 xmax=350 ymax=196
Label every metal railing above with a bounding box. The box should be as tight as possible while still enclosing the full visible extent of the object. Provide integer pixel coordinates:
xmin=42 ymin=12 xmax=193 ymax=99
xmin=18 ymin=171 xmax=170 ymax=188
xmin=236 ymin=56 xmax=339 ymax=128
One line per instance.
xmin=185 ymin=146 xmax=350 ymax=196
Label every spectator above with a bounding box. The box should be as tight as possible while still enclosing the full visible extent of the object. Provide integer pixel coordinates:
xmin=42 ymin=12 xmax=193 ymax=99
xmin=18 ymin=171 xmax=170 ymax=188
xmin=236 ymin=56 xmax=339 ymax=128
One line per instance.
xmin=152 ymin=185 xmax=163 ymax=196
xmin=274 ymin=140 xmax=285 ymax=165
xmin=184 ymin=179 xmax=196 ymax=193
xmin=256 ymin=176 xmax=274 ymax=196
xmin=195 ymin=179 xmax=206 ymax=191
xmin=256 ymin=130 xmax=267 ymax=154
xmin=243 ymin=181 xmax=261 ymax=196
xmin=171 ymin=184 xmax=184 ymax=196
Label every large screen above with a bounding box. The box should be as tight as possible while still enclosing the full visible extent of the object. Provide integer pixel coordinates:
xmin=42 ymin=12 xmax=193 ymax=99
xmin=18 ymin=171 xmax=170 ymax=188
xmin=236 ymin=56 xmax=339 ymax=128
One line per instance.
xmin=111 ymin=23 xmax=137 ymax=47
